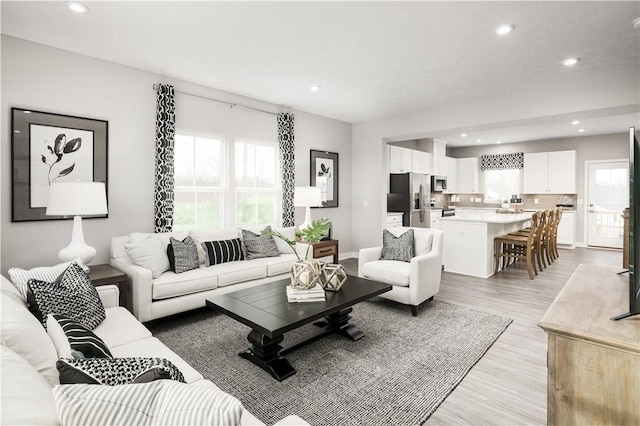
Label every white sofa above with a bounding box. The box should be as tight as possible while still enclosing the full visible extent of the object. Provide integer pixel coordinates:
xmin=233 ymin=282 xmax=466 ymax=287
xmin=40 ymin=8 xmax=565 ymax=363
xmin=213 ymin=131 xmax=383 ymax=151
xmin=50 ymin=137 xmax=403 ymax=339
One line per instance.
xmin=0 ymin=274 xmax=307 ymax=425
xmin=358 ymin=227 xmax=444 ymax=316
xmin=110 ymin=227 xmax=310 ymax=323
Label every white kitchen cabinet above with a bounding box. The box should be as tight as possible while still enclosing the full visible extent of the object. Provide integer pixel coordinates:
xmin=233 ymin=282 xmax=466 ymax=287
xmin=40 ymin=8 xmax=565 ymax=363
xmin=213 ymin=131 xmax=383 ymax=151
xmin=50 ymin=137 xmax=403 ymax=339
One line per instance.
xmin=444 ymin=157 xmax=457 ymax=193
xmin=412 ymin=150 xmax=432 ymax=174
xmin=431 ymin=139 xmax=447 ymax=176
xmin=457 ymin=157 xmax=480 ymax=193
xmin=557 ymin=210 xmax=576 ymax=248
xmin=548 ymin=151 xmax=577 ymax=194
xmin=523 ymin=150 xmax=576 ymax=194
xmin=389 ymin=145 xmax=413 ymax=173
xmin=386 ymin=213 xmax=403 ymax=228
xmin=430 ymin=213 xmax=441 ymax=229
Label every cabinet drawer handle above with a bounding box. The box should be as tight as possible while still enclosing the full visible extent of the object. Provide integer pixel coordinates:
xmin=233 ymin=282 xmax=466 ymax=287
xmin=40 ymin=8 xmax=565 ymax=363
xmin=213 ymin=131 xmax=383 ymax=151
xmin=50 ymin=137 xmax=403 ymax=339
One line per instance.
xmin=318 ymin=249 xmax=334 ymax=254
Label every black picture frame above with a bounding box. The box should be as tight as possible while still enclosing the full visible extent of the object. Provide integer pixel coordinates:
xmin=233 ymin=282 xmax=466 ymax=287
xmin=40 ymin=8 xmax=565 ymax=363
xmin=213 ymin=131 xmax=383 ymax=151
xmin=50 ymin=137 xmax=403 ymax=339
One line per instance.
xmin=11 ymin=107 xmax=108 ymax=222
xmin=310 ymin=149 xmax=338 ymax=208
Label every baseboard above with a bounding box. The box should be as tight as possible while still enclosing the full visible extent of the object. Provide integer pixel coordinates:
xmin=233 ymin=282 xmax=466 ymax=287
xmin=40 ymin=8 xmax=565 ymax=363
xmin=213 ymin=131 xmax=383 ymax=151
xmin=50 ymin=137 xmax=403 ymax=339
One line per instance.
xmin=339 ymin=252 xmax=358 ymax=260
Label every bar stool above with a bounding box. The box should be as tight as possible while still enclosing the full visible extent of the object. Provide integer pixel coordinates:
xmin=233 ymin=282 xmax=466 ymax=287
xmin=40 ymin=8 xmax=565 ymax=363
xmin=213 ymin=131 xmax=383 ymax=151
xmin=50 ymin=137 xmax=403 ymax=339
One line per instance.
xmin=494 ymin=211 xmax=541 ymax=280
xmin=509 ymin=209 xmax=548 ymax=272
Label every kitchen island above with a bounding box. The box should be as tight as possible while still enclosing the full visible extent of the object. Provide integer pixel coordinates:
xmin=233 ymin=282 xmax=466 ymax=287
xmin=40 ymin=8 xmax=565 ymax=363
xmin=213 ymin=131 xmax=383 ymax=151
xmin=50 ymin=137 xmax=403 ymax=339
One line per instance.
xmin=440 ymin=211 xmax=533 ymax=278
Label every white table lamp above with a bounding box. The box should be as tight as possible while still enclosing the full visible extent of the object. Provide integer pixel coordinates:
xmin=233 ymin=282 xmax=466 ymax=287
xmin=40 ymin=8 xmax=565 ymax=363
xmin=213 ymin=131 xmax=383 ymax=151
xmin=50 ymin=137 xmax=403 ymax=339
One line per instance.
xmin=46 ymin=182 xmax=108 ymax=271
xmin=293 ymin=186 xmax=322 ymax=230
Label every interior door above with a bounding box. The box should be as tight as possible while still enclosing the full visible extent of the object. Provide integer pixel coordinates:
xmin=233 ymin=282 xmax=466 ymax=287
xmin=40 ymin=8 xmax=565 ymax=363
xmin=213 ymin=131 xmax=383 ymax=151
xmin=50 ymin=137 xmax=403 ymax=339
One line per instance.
xmin=587 ymin=161 xmax=628 ymax=248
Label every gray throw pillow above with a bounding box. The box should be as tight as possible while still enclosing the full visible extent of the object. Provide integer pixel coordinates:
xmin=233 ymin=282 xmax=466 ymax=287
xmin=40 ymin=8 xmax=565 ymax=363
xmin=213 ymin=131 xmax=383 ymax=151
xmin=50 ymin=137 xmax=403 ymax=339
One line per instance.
xmin=380 ymin=229 xmax=415 ymax=262
xmin=167 ymin=236 xmax=199 ymax=274
xmin=241 ymin=226 xmax=281 ymax=260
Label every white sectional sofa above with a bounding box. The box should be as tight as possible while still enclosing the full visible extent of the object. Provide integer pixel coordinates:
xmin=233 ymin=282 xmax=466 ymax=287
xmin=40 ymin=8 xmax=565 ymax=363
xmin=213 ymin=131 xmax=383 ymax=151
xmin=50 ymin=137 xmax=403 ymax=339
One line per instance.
xmin=0 ymin=274 xmax=307 ymax=425
xmin=110 ymin=227 xmax=310 ymax=323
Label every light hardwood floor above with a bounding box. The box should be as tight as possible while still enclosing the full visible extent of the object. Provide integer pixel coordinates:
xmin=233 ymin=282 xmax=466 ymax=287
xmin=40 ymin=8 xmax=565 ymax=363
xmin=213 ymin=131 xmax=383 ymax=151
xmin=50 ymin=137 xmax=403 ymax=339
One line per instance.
xmin=342 ymin=247 xmax=622 ymax=425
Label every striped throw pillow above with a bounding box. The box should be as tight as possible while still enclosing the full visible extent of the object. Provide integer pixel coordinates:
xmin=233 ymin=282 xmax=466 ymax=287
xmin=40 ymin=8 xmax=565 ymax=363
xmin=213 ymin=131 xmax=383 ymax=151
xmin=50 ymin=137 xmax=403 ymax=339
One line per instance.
xmin=201 ymin=238 xmax=244 ymax=266
xmin=8 ymin=260 xmax=76 ymax=301
xmin=53 ymin=380 xmax=244 ymax=426
xmin=46 ymin=314 xmax=112 ymax=359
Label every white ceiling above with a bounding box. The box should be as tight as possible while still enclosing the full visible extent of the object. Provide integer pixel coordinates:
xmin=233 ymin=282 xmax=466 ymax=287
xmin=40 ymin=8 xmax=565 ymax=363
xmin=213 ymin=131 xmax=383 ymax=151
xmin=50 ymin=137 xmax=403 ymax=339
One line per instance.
xmin=2 ymin=1 xmax=639 ymax=147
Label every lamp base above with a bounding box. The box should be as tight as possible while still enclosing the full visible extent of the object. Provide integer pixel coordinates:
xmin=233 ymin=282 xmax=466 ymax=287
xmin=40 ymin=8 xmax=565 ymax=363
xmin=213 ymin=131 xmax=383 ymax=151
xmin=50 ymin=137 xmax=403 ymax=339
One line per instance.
xmin=58 ymin=216 xmax=95 ymax=272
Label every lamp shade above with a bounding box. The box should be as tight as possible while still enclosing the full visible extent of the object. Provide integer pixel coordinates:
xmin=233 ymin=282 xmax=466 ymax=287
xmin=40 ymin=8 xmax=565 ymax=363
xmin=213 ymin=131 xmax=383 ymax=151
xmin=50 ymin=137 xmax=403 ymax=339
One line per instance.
xmin=46 ymin=182 xmax=108 ymax=216
xmin=293 ymin=186 xmax=322 ymax=208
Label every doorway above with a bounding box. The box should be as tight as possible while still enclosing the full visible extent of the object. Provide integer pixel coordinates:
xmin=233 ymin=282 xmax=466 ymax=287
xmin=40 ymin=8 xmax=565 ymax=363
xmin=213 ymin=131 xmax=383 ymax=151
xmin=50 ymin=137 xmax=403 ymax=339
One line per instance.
xmin=586 ymin=161 xmax=628 ymax=248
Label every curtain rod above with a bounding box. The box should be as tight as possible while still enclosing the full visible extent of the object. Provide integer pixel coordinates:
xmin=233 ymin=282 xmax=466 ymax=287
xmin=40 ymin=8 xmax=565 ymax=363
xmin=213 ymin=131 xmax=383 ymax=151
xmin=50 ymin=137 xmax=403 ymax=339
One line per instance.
xmin=153 ymin=84 xmax=278 ymax=116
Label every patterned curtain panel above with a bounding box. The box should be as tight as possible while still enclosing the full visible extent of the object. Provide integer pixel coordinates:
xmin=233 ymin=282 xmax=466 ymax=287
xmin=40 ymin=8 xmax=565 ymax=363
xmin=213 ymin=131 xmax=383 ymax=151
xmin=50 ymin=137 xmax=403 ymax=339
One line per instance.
xmin=154 ymin=84 xmax=176 ymax=233
xmin=278 ymin=113 xmax=295 ymax=227
xmin=480 ymin=152 xmax=524 ymax=171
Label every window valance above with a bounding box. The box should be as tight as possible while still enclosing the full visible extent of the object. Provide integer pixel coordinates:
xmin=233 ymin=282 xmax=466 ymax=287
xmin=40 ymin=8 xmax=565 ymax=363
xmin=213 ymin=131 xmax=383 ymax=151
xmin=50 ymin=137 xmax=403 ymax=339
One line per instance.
xmin=480 ymin=152 xmax=524 ymax=171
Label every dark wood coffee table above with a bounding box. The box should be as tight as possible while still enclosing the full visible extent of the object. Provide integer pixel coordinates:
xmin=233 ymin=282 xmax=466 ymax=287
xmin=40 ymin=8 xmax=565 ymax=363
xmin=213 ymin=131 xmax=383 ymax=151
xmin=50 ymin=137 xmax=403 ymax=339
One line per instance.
xmin=206 ymin=275 xmax=391 ymax=381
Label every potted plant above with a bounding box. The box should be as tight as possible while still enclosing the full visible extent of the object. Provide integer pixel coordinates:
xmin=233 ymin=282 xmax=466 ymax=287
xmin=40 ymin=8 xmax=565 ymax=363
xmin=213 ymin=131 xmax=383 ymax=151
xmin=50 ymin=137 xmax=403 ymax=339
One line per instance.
xmin=262 ymin=218 xmax=332 ymax=289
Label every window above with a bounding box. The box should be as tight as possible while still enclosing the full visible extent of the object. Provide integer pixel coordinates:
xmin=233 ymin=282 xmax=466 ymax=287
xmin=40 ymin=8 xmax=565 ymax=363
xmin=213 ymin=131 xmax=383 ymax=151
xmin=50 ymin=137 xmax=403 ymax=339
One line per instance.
xmin=484 ymin=169 xmax=522 ymax=203
xmin=234 ymin=139 xmax=279 ymax=227
xmin=174 ymin=131 xmax=280 ymax=231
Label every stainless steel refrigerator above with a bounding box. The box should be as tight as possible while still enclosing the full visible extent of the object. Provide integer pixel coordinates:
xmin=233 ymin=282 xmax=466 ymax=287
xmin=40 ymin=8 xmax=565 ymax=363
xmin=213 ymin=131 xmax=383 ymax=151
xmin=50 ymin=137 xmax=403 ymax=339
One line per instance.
xmin=387 ymin=172 xmax=430 ymax=228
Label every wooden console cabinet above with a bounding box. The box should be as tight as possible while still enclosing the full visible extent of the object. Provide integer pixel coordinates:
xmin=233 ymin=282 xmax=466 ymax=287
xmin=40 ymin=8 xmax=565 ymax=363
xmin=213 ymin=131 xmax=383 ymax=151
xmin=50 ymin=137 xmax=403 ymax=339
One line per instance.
xmin=538 ymin=264 xmax=639 ymax=425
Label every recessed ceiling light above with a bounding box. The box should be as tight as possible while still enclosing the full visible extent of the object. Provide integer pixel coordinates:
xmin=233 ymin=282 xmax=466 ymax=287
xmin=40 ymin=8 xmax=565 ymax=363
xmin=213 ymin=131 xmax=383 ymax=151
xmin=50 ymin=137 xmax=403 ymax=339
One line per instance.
xmin=562 ymin=57 xmax=580 ymax=67
xmin=476 ymin=139 xmax=482 ymax=143
xmin=578 ymin=128 xmax=586 ymax=133
xmin=310 ymin=85 xmax=321 ymax=92
xmin=14 ymin=130 xmax=20 ymax=133
xmin=633 ymin=17 xmax=640 ymax=29
xmin=66 ymin=1 xmax=89 ymax=14
xmin=571 ymin=120 xmax=580 ymax=125
xmin=461 ymin=133 xmax=467 ymax=138
xmin=495 ymin=24 xmax=515 ymax=35
xmin=496 ymin=141 xmax=502 ymax=144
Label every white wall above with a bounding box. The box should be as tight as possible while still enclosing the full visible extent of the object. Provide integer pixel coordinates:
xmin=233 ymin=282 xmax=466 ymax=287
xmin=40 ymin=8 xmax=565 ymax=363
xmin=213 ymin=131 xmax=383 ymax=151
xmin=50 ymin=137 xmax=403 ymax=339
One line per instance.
xmin=1 ymin=36 xmax=352 ymax=274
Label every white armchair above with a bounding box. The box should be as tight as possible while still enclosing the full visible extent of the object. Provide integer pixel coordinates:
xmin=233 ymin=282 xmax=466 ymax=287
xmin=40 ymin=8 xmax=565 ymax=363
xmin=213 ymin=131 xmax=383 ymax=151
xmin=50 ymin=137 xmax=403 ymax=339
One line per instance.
xmin=358 ymin=227 xmax=444 ymax=316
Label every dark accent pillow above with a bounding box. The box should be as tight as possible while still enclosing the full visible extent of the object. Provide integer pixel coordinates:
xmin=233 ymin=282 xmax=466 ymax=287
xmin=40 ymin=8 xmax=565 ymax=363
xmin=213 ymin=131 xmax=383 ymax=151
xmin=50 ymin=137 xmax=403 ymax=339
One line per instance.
xmin=167 ymin=236 xmax=199 ymax=274
xmin=241 ymin=226 xmax=281 ymax=260
xmin=26 ymin=262 xmax=106 ymax=330
xmin=56 ymin=357 xmax=186 ymax=385
xmin=51 ymin=314 xmax=112 ymax=358
xmin=380 ymin=229 xmax=415 ymax=262
xmin=202 ymin=238 xmax=244 ymax=266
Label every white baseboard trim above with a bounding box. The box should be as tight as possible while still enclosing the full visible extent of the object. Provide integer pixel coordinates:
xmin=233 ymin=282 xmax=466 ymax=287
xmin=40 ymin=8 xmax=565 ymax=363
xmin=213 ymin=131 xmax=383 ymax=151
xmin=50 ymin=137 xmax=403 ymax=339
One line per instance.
xmin=339 ymin=252 xmax=358 ymax=260
xmin=575 ymin=242 xmax=587 ymax=248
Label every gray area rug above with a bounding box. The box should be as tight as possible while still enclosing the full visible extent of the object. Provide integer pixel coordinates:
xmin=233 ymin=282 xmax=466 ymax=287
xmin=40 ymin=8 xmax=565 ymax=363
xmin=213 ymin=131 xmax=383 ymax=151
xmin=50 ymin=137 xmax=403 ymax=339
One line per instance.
xmin=149 ymin=298 xmax=512 ymax=426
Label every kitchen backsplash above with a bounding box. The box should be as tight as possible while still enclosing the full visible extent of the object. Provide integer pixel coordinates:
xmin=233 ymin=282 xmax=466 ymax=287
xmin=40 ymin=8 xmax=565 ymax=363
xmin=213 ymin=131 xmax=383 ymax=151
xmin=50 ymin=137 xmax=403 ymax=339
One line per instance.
xmin=438 ymin=194 xmax=576 ymax=210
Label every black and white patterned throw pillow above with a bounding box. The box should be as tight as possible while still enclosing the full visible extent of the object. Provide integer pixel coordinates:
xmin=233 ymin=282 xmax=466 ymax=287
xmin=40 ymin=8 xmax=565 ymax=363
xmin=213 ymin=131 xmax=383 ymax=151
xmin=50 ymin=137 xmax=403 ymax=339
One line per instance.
xmin=56 ymin=357 xmax=186 ymax=385
xmin=202 ymin=238 xmax=244 ymax=266
xmin=241 ymin=226 xmax=281 ymax=260
xmin=47 ymin=314 xmax=112 ymax=359
xmin=380 ymin=229 xmax=415 ymax=262
xmin=26 ymin=262 xmax=106 ymax=330
xmin=167 ymin=236 xmax=199 ymax=274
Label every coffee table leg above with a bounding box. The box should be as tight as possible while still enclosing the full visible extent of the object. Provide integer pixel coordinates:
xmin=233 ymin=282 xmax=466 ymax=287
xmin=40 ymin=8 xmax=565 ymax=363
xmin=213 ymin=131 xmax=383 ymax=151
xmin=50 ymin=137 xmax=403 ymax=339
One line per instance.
xmin=239 ymin=330 xmax=296 ymax=381
xmin=324 ymin=307 xmax=365 ymax=341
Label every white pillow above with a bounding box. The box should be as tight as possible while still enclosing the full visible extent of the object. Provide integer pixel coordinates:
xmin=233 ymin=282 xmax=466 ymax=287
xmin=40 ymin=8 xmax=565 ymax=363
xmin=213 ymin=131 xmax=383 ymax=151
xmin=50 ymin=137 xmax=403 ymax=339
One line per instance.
xmin=0 ymin=294 xmax=60 ymax=386
xmin=124 ymin=236 xmax=170 ymax=278
xmin=7 ymin=259 xmax=77 ymax=300
xmin=53 ymin=380 xmax=244 ymax=426
xmin=0 ymin=345 xmax=59 ymax=426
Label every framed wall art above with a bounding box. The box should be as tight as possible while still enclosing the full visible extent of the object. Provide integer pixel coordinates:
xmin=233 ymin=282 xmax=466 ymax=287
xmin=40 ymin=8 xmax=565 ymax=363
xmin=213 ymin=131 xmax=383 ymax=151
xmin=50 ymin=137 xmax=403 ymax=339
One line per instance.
xmin=11 ymin=107 xmax=108 ymax=222
xmin=310 ymin=149 xmax=338 ymax=208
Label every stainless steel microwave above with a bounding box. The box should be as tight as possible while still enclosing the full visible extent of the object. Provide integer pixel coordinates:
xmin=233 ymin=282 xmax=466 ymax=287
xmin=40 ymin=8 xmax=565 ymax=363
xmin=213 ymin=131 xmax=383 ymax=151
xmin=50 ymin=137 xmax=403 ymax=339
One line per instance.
xmin=431 ymin=175 xmax=447 ymax=192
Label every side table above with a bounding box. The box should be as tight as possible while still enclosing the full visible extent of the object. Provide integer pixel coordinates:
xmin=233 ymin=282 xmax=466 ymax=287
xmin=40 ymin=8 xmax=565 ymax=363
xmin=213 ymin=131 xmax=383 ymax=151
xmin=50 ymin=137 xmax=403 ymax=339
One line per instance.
xmin=309 ymin=239 xmax=339 ymax=264
xmin=89 ymin=264 xmax=130 ymax=312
